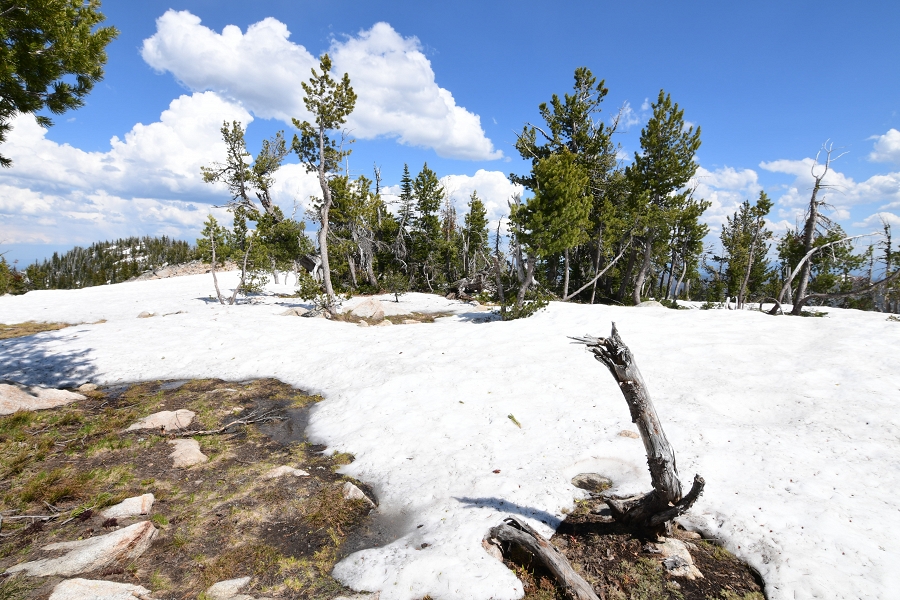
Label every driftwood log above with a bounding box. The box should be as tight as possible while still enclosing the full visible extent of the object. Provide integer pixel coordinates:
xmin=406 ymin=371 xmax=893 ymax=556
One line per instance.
xmin=572 ymin=323 xmax=704 ymax=530
xmin=488 ymin=518 xmax=600 ymax=600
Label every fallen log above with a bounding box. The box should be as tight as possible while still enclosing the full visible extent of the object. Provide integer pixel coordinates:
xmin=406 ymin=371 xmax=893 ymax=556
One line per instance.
xmin=488 ymin=517 xmax=599 ymax=600
xmin=571 ymin=323 xmax=704 ymax=531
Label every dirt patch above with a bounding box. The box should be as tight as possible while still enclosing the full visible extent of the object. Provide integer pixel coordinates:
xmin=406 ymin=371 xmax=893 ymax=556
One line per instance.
xmin=505 ymin=497 xmax=765 ymax=600
xmin=0 ymin=322 xmax=74 ymax=341
xmin=0 ymin=378 xmax=378 ymax=599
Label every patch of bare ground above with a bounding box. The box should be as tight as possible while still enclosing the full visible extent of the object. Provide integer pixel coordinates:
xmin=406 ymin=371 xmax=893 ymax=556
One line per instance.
xmin=0 ymin=378 xmax=376 ymax=599
xmin=505 ymin=496 xmax=765 ymax=600
xmin=0 ymin=322 xmax=74 ymax=341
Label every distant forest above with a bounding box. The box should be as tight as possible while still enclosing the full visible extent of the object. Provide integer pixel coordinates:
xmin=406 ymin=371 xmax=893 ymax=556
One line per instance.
xmin=1 ymin=236 xmax=195 ymax=293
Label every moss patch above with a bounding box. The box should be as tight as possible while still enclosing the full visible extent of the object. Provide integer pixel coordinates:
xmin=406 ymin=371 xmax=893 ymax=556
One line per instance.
xmin=0 ymin=378 xmax=375 ymax=598
xmin=0 ymin=321 xmax=73 ymax=340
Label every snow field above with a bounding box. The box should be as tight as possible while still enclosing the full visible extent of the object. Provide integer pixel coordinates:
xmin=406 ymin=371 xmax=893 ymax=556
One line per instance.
xmin=2 ymin=272 xmax=899 ymax=599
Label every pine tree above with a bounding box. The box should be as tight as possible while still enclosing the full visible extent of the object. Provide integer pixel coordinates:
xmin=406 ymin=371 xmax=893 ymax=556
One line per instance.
xmin=462 ymin=191 xmax=490 ymax=276
xmin=0 ymin=0 xmax=118 ymax=167
xmin=291 ymin=53 xmax=357 ymax=307
xmin=626 ymin=90 xmax=702 ymax=305
xmin=398 ymin=164 xmax=415 ymax=228
xmin=720 ymin=192 xmax=773 ymax=307
xmin=411 ymin=163 xmax=443 ymax=288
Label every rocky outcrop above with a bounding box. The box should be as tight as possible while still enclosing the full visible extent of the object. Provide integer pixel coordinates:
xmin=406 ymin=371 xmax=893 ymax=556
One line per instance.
xmin=5 ymin=521 xmax=157 ymax=577
xmin=0 ymin=382 xmax=84 ymax=415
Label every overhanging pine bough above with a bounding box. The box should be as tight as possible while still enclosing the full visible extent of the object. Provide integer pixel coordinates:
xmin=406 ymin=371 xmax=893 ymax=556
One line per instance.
xmin=572 ymin=323 xmax=704 ymax=529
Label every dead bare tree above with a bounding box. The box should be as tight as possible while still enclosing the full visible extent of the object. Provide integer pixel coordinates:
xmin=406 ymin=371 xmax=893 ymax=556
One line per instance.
xmin=572 ymin=324 xmax=704 ymax=530
xmin=770 ymin=231 xmax=900 ymax=314
xmin=791 ymin=142 xmax=847 ymax=315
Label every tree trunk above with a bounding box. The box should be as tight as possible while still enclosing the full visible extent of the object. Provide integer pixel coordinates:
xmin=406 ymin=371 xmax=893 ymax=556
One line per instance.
xmin=572 ymin=324 xmax=704 ymax=529
xmin=590 ymin=239 xmax=602 ymax=304
xmin=632 ymin=231 xmax=655 ymax=305
xmin=488 ymin=518 xmax=599 ymax=600
xmin=270 ymin=256 xmax=279 ymax=285
xmin=791 ymin=177 xmax=823 ymax=314
xmin=738 ymin=223 xmax=761 ymax=309
xmin=316 ymin=124 xmax=336 ymax=307
xmin=563 ymin=248 xmax=570 ymax=299
xmin=515 ymin=258 xmax=537 ymax=310
xmin=347 ymin=254 xmax=358 ymax=288
xmin=617 ymin=247 xmax=637 ymax=302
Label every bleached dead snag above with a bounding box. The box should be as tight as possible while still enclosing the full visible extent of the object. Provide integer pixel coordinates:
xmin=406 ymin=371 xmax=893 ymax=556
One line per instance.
xmin=489 ymin=518 xmax=600 ymax=600
xmin=572 ymin=323 xmax=704 ymax=530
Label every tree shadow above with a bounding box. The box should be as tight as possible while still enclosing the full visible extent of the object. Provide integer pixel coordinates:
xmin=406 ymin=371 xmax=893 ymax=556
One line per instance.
xmin=454 ymin=496 xmax=562 ymax=528
xmin=0 ymin=335 xmax=97 ymax=388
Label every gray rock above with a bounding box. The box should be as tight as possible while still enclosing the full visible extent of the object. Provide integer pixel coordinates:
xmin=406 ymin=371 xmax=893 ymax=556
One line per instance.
xmin=206 ymin=576 xmax=251 ymax=600
xmin=402 ymin=319 xmax=420 ymax=324
xmin=342 ymin=482 xmax=375 ymax=507
xmin=49 ymin=578 xmax=153 ymax=600
xmin=101 ymin=493 xmax=154 ymax=519
xmin=168 ymin=439 xmax=208 ymax=468
xmin=6 ymin=521 xmax=157 ymax=577
xmin=357 ymin=320 xmax=370 ymax=327
xmin=618 ymin=429 xmax=640 ymax=439
xmin=350 ymin=298 xmax=385 ymax=322
xmin=77 ymin=383 xmax=99 ymax=392
xmin=137 ymin=311 xmax=155 ymax=318
xmin=263 ymin=466 xmax=309 ymax=479
xmin=374 ymin=319 xmax=393 ymax=327
xmin=125 ymin=409 xmax=195 ymax=432
xmin=571 ymin=473 xmax=613 ymax=493
xmin=635 ymin=300 xmax=665 ymax=308
xmin=280 ymin=307 xmax=309 ymax=317
xmin=654 ymin=538 xmax=703 ymax=580
xmin=0 ymin=382 xmax=84 ymax=416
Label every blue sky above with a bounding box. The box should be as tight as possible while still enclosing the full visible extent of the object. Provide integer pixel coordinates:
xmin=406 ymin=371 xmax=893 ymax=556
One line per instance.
xmin=3 ymin=0 xmax=899 ymax=266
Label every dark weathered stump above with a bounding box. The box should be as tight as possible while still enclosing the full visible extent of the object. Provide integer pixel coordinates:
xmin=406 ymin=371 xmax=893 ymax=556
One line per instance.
xmin=572 ymin=323 xmax=704 ymax=530
xmin=488 ymin=518 xmax=600 ymax=600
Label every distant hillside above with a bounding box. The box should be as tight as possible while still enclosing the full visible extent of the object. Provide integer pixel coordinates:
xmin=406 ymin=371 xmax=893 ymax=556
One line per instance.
xmin=23 ymin=236 xmax=197 ymax=291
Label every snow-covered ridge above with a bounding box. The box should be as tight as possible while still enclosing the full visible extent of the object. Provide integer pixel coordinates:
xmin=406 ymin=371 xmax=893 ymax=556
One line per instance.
xmin=2 ymin=272 xmax=898 ymax=599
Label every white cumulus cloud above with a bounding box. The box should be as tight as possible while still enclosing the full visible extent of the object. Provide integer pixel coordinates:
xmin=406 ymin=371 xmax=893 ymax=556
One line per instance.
xmin=0 ymin=92 xmax=321 ymax=245
xmin=141 ymin=11 xmax=501 ymax=161
xmin=868 ymin=128 xmax=900 ymax=164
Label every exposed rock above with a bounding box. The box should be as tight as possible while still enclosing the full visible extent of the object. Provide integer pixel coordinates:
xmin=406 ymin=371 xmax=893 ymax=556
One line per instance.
xmin=680 ymin=530 xmax=702 ymax=540
xmin=0 ymin=382 xmax=84 ymax=415
xmin=77 ymin=383 xmax=99 ymax=393
xmin=571 ymin=473 xmax=613 ymax=493
xmin=618 ymin=430 xmax=640 ymax=439
xmin=357 ymin=320 xmax=369 ymax=327
xmin=125 ymin=409 xmax=195 ymax=432
xmin=101 ymin=493 xmax=154 ymax=519
xmin=341 ymin=482 xmax=375 ymax=507
xmin=49 ymin=578 xmax=153 ymax=600
xmin=651 ymin=538 xmax=703 ymax=580
xmin=350 ymin=298 xmax=385 ymax=322
xmin=137 ymin=311 xmax=155 ymax=318
xmin=280 ymin=307 xmax=309 ymax=317
xmin=635 ymin=300 xmax=665 ymax=308
xmin=263 ymin=466 xmax=309 ymax=479
xmin=5 ymin=521 xmax=157 ymax=577
xmin=206 ymin=576 xmax=251 ymax=600
xmin=374 ymin=319 xmax=393 ymax=327
xmin=168 ymin=439 xmax=208 ymax=468
xmin=402 ymin=319 xmax=420 ymax=325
